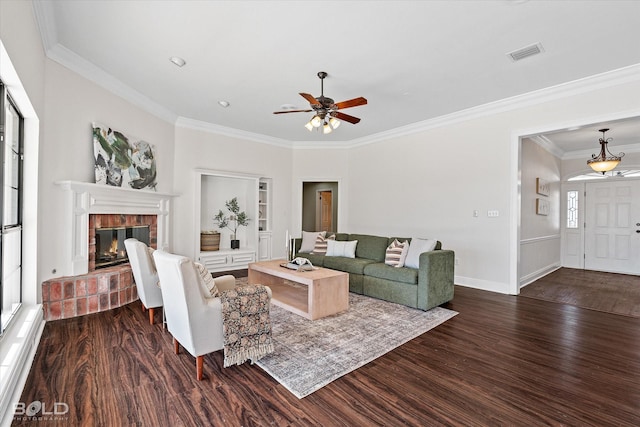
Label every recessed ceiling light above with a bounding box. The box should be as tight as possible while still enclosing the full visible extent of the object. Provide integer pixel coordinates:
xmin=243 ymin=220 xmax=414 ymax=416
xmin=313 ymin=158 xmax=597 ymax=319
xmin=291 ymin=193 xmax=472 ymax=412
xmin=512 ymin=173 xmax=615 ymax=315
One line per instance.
xmin=218 ymin=100 xmax=230 ymax=108
xmin=169 ymin=56 xmax=186 ymax=67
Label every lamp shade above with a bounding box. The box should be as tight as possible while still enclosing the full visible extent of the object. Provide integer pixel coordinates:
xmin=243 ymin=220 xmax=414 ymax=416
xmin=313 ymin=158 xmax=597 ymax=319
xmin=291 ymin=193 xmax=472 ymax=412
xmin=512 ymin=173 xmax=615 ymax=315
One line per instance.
xmin=588 ymin=159 xmax=620 ymax=173
xmin=586 ymin=128 xmax=624 ymax=175
xmin=310 ymin=115 xmax=322 ymax=128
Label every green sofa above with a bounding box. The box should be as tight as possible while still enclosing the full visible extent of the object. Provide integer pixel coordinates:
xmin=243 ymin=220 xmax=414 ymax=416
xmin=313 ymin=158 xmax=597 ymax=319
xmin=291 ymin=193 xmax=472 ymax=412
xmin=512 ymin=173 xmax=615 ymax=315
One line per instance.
xmin=294 ymin=233 xmax=454 ymax=311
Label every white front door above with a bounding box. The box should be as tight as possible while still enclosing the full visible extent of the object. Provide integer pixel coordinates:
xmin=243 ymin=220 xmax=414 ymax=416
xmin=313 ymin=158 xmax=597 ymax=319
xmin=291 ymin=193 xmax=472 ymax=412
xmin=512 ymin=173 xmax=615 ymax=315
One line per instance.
xmin=584 ymin=179 xmax=640 ymax=274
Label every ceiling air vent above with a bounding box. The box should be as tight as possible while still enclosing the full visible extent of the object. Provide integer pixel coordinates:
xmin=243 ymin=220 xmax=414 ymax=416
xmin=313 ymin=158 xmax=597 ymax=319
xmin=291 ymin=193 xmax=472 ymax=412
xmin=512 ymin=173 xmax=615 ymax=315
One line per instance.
xmin=507 ymin=42 xmax=544 ymax=62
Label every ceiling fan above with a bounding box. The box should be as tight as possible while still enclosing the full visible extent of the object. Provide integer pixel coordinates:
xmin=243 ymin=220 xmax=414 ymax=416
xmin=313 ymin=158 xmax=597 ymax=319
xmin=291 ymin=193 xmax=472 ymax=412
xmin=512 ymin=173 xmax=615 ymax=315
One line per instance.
xmin=273 ymin=71 xmax=367 ymax=133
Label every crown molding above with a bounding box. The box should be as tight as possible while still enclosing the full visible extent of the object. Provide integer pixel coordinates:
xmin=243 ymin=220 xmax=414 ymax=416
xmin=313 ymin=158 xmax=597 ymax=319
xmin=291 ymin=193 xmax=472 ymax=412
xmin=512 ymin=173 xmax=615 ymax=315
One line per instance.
xmin=32 ymin=1 xmax=640 ymax=147
xmin=175 ymin=117 xmax=293 ymax=148
xmin=45 ymin=44 xmax=178 ymax=124
xmin=347 ymin=63 xmax=640 ymax=148
xmin=32 ymin=0 xmax=57 ymax=52
xmin=529 ymin=135 xmax=565 ymax=158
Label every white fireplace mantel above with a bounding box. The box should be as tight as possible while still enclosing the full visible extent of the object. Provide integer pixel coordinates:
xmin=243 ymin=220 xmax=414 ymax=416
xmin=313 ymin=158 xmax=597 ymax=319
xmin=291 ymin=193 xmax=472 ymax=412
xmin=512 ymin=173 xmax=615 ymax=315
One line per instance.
xmin=57 ymin=181 xmax=177 ymax=276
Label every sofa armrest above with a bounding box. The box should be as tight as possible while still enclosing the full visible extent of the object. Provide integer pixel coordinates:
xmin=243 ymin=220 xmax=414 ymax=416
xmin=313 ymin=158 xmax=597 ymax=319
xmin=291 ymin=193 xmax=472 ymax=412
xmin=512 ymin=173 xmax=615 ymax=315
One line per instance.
xmin=417 ymin=250 xmax=455 ymax=311
xmin=214 ymin=275 xmax=237 ymax=292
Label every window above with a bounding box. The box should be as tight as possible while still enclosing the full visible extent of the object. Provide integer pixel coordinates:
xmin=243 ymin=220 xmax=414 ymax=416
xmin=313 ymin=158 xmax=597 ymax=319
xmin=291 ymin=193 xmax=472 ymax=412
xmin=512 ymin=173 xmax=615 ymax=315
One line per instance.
xmin=0 ymin=80 xmax=24 ymax=335
xmin=567 ymin=190 xmax=579 ymax=229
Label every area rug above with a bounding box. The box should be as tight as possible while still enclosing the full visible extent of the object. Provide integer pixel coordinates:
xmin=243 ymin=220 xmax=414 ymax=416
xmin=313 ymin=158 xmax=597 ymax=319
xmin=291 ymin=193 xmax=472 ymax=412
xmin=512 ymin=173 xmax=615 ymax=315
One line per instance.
xmin=519 ymin=268 xmax=640 ymax=318
xmin=254 ymin=292 xmax=457 ymax=398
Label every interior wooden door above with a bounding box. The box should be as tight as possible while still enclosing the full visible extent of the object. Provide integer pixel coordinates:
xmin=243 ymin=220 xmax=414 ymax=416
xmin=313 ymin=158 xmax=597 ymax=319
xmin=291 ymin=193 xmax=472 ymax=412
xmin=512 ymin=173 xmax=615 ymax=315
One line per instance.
xmin=584 ymin=179 xmax=640 ymax=275
xmin=318 ymin=190 xmax=332 ymax=231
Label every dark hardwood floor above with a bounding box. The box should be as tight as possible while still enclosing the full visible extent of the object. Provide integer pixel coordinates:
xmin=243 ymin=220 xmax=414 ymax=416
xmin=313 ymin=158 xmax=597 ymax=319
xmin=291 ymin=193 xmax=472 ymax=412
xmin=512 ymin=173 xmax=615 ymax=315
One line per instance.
xmin=14 ymin=284 xmax=640 ymax=426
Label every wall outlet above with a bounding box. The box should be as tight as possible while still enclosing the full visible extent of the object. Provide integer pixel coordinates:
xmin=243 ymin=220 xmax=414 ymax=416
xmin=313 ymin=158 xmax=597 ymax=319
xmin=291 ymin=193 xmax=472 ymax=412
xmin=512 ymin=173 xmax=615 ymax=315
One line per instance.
xmin=488 ymin=210 xmax=499 ymax=217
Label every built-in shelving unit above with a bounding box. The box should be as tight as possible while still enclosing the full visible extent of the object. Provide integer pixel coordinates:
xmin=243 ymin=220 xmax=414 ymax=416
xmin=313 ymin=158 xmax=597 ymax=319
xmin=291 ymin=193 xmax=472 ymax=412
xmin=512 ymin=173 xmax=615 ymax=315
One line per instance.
xmin=258 ymin=180 xmax=269 ymax=232
xmin=258 ymin=178 xmax=272 ymax=261
xmin=195 ymin=170 xmax=272 ymax=271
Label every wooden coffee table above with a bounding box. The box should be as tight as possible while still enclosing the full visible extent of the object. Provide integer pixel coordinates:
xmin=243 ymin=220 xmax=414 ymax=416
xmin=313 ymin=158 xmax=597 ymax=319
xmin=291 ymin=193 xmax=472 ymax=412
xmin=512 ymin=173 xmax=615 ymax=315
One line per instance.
xmin=248 ymin=259 xmax=349 ymax=320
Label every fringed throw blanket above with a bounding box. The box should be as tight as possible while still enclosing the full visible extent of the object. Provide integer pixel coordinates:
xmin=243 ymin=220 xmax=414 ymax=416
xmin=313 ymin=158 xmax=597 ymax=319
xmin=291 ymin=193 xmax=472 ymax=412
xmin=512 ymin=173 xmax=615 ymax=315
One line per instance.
xmin=220 ymin=284 xmax=274 ymax=368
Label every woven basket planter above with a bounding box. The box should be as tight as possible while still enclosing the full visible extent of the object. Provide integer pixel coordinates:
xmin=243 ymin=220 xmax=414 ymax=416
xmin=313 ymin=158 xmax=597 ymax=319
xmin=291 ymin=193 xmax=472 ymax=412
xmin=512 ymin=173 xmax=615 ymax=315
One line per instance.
xmin=200 ymin=232 xmax=220 ymax=251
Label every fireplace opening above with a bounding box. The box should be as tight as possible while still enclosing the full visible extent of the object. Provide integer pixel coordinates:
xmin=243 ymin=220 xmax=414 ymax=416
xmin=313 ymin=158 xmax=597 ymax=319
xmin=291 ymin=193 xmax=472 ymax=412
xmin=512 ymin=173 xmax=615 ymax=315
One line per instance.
xmin=95 ymin=225 xmax=150 ymax=269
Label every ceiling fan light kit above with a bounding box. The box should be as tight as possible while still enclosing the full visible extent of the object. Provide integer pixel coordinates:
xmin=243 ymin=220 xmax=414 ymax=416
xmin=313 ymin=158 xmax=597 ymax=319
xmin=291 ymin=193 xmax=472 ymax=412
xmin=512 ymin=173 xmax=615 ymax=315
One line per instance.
xmin=274 ymin=71 xmax=367 ymax=134
xmin=587 ymin=128 xmax=625 ymax=174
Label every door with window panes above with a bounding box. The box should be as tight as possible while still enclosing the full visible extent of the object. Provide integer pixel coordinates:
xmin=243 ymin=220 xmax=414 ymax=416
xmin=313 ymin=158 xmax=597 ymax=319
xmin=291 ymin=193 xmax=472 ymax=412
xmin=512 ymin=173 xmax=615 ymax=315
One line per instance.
xmin=0 ymin=81 xmax=24 ymax=335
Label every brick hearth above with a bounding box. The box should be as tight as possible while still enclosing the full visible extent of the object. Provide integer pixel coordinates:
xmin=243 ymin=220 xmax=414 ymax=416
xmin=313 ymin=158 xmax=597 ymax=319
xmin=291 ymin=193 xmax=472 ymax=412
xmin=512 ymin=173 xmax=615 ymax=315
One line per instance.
xmin=41 ymin=264 xmax=138 ymax=321
xmin=42 ymin=213 xmax=158 ymax=321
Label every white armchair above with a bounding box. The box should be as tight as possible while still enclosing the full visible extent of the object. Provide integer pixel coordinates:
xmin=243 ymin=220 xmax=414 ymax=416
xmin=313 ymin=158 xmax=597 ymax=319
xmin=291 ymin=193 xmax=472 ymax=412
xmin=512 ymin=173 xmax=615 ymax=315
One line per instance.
xmin=152 ymin=250 xmax=239 ymax=380
xmin=124 ymin=238 xmax=163 ymax=325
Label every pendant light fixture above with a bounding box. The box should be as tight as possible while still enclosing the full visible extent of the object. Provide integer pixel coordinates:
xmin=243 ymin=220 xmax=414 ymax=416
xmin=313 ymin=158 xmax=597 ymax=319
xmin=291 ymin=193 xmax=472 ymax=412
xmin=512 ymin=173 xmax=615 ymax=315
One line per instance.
xmin=587 ymin=128 xmax=624 ymax=174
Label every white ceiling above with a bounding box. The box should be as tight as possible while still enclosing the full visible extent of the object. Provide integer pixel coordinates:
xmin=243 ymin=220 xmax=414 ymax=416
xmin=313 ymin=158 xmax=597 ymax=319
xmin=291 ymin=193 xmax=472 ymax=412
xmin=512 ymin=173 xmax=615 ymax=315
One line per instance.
xmin=34 ymin=0 xmax=640 ymax=151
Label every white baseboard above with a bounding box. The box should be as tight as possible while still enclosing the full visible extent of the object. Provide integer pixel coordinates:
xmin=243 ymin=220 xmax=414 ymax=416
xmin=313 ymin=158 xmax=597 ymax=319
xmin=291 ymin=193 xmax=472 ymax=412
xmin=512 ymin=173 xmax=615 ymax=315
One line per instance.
xmin=519 ymin=263 xmax=561 ymax=288
xmin=454 ymin=276 xmax=511 ymax=295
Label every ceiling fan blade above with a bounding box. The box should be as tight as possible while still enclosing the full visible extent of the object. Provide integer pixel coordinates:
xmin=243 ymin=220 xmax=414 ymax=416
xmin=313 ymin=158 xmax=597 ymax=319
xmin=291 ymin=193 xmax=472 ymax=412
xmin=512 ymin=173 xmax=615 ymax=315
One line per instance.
xmin=300 ymin=93 xmax=321 ymax=106
xmin=332 ymin=111 xmax=361 ymax=124
xmin=273 ymin=109 xmax=313 ymax=114
xmin=334 ymin=97 xmax=367 ymax=110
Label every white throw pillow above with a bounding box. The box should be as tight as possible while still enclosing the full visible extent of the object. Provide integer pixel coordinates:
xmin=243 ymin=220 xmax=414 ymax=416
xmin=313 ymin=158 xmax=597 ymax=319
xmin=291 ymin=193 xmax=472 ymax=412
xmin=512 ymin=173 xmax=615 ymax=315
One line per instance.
xmin=404 ymin=238 xmax=438 ymax=269
xmin=326 ymin=240 xmax=358 ymax=258
xmin=385 ymin=239 xmax=410 ymax=267
xmin=299 ymin=231 xmax=326 ymax=253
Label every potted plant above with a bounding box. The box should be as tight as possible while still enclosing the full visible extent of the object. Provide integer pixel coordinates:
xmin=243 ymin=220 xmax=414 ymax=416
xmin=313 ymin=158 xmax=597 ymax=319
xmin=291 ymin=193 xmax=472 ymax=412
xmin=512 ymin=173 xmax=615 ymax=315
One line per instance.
xmin=213 ymin=197 xmax=250 ymax=249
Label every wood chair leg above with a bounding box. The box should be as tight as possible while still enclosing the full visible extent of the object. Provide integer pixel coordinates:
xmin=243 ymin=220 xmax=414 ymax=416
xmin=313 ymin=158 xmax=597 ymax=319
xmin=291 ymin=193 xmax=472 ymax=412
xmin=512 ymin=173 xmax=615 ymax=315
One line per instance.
xmin=148 ymin=307 xmax=155 ymax=325
xmin=141 ymin=303 xmax=147 ymax=312
xmin=196 ymin=356 xmax=204 ymax=381
xmin=173 ymin=337 xmax=180 ymax=355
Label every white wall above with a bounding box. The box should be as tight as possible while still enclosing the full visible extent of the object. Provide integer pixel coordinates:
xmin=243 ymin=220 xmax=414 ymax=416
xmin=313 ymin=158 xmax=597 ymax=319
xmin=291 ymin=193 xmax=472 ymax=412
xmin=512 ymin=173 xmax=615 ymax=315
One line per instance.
xmin=4 ymin=0 xmax=640 ymax=298
xmin=39 ymin=60 xmax=175 ymax=282
xmin=519 ymin=138 xmax=561 ymax=286
xmin=292 ymin=79 xmax=640 ymax=294
xmin=291 ymin=148 xmax=351 ymax=236
xmin=172 ymin=125 xmax=293 ymax=260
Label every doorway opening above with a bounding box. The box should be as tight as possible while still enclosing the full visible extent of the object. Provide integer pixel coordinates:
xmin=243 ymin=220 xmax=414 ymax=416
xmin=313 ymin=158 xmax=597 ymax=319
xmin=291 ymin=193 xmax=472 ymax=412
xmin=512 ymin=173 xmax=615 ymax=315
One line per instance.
xmin=302 ymin=182 xmax=338 ymax=233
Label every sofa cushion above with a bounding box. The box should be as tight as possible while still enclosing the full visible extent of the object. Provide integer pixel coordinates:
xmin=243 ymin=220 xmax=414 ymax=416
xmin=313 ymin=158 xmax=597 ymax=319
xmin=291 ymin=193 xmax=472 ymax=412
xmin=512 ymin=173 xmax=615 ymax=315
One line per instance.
xmin=296 ymin=252 xmax=325 ymax=267
xmin=385 ymin=239 xmax=410 ymax=267
xmin=299 ymin=231 xmax=326 ymax=253
xmin=405 ymin=238 xmax=438 ymax=268
xmin=323 ymin=256 xmax=376 ymax=275
xmin=333 ymin=233 xmax=350 ymax=242
xmin=348 ymin=234 xmax=389 ymax=262
xmin=326 ymin=240 xmax=358 ymax=258
xmin=363 ymin=262 xmax=418 ymax=285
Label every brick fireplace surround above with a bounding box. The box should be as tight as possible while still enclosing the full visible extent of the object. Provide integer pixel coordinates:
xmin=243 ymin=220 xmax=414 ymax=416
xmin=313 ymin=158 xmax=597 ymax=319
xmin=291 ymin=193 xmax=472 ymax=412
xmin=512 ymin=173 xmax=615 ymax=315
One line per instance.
xmin=43 ymin=181 xmax=173 ymax=322
xmin=41 ymin=214 xmax=157 ymax=321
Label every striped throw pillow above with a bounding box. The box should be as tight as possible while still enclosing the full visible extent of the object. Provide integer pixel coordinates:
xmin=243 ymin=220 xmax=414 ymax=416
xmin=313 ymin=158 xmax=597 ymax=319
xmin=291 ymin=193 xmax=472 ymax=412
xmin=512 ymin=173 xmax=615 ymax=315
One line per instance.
xmin=385 ymin=239 xmax=410 ymax=267
xmin=195 ymin=262 xmax=219 ymax=298
xmin=311 ymin=234 xmax=336 ymax=255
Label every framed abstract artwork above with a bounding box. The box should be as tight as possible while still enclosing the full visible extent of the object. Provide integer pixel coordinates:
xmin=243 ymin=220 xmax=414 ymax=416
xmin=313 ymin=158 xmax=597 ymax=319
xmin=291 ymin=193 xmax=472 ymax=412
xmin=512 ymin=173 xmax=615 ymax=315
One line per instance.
xmin=536 ymin=177 xmax=550 ymax=196
xmin=536 ymin=198 xmax=550 ymax=216
xmin=92 ymin=123 xmax=157 ymax=190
